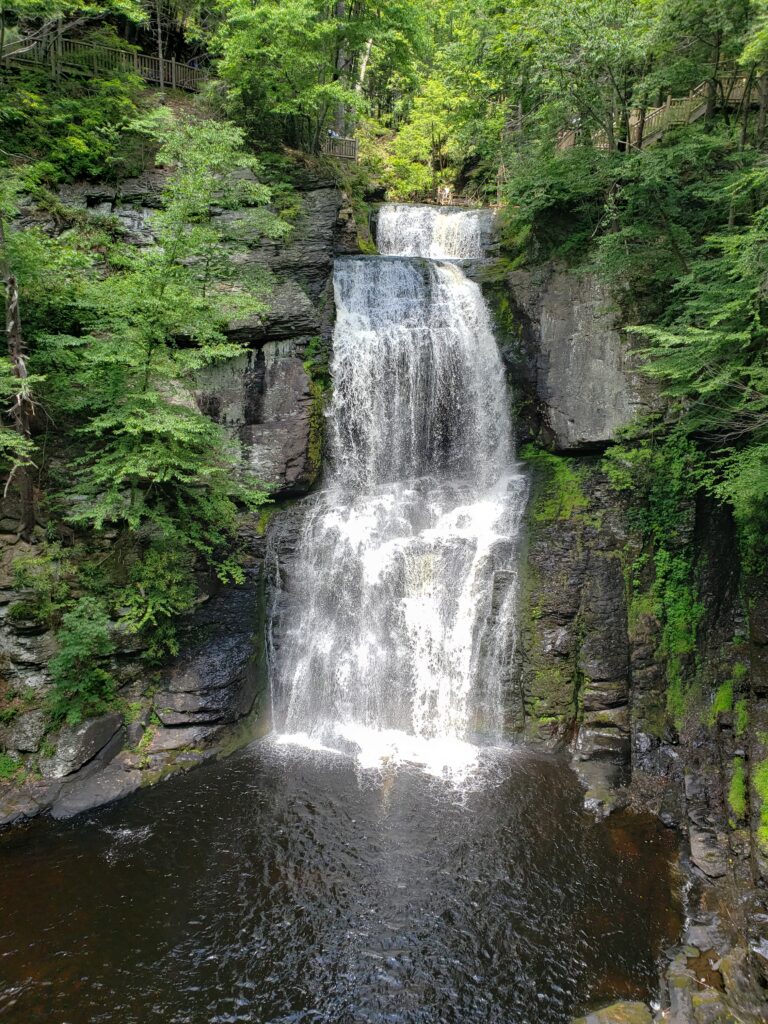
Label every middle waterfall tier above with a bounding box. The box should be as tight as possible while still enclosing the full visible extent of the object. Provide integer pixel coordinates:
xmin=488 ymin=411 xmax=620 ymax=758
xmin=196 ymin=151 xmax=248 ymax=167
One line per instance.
xmin=267 ymin=215 xmax=527 ymax=778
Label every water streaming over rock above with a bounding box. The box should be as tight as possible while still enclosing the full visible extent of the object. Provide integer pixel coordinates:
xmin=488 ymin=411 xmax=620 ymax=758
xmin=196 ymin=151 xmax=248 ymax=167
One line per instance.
xmin=268 ymin=204 xmax=528 ymax=777
xmin=376 ymin=203 xmax=494 ymax=259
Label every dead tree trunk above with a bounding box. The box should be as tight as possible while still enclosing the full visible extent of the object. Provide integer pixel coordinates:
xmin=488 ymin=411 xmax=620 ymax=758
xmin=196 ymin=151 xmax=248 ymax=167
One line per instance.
xmin=0 ymin=219 xmax=36 ymax=538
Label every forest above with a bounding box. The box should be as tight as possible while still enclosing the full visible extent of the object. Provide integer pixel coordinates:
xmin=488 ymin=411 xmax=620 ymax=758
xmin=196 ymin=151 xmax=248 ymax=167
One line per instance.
xmin=0 ymin=0 xmax=767 ymax=781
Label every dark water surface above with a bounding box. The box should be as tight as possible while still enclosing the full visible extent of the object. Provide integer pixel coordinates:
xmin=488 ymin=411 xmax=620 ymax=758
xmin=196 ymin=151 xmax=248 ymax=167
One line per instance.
xmin=0 ymin=742 xmax=681 ymax=1024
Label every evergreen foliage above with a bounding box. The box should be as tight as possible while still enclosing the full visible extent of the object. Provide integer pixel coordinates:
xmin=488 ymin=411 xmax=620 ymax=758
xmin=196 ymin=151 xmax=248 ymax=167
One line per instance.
xmin=47 ymin=596 xmax=116 ymax=726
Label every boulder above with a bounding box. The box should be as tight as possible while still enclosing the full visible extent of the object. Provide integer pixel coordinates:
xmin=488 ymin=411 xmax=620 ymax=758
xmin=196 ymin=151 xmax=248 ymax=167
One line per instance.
xmin=572 ymin=1001 xmax=652 ymax=1024
xmin=0 ymin=790 xmax=42 ymax=827
xmin=0 ymin=709 xmax=46 ymax=753
xmin=51 ymin=756 xmax=142 ymax=819
xmin=146 ymin=725 xmax=219 ymax=753
xmin=689 ymin=828 xmax=728 ymax=879
xmin=39 ymin=713 xmax=123 ymax=779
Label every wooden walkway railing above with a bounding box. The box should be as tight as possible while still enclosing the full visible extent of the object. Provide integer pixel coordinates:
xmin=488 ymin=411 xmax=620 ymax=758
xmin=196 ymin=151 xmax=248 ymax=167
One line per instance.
xmin=320 ymin=135 xmax=358 ymax=161
xmin=557 ymin=71 xmax=759 ymax=152
xmin=1 ymin=35 xmax=207 ymax=91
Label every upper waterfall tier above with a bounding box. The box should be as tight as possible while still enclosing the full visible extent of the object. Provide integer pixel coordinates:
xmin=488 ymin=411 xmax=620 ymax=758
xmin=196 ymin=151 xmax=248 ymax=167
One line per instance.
xmin=376 ymin=204 xmax=495 ymax=259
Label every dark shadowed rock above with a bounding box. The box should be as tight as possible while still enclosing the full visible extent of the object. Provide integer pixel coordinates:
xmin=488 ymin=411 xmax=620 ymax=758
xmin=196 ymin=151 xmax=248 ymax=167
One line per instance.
xmin=196 ymin=341 xmax=316 ymax=496
xmin=224 ymin=280 xmax=319 ymax=344
xmin=153 ymin=540 xmax=265 ymax=730
xmin=39 ymin=713 xmax=124 ymax=779
xmin=51 ymin=756 xmax=142 ymax=819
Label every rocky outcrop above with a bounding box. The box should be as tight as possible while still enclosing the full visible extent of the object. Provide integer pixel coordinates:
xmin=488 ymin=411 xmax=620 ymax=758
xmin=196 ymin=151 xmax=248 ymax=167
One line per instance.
xmin=481 ymin=263 xmax=650 ymax=451
xmin=39 ymin=712 xmax=124 ymax=778
xmin=573 ymin=1003 xmax=652 ymax=1024
xmin=517 ymin=447 xmax=768 ymax=1018
xmin=196 ymin=340 xmax=317 ymax=496
xmin=153 ymin=523 xmax=266 ymax=731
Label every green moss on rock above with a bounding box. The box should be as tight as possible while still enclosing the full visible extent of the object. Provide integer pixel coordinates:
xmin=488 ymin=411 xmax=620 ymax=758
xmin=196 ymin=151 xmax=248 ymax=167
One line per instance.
xmin=728 ymin=757 xmax=747 ymax=820
xmin=520 ymin=444 xmax=589 ymax=523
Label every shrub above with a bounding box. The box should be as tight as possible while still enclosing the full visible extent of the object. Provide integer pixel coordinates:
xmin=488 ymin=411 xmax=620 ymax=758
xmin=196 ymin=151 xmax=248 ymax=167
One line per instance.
xmin=754 ymin=760 xmax=768 ymax=854
xmin=47 ymin=597 xmax=117 ymax=726
xmin=0 ymin=753 xmax=22 ymax=782
xmin=708 ymin=680 xmax=734 ymax=727
xmin=728 ymin=757 xmax=747 ymax=820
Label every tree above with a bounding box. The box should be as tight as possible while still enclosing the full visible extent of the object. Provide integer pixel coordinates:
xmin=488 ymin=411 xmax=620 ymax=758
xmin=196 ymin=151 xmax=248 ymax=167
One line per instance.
xmin=0 ymin=172 xmax=45 ymax=538
xmin=212 ymin=0 xmax=428 ymax=151
xmin=20 ymin=112 xmax=281 ymax=649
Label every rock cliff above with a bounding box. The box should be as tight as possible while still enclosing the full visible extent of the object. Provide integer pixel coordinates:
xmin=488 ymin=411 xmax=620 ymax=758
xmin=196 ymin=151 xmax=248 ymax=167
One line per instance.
xmin=481 ymin=262 xmax=768 ymax=1022
xmin=0 ymin=163 xmax=357 ymax=823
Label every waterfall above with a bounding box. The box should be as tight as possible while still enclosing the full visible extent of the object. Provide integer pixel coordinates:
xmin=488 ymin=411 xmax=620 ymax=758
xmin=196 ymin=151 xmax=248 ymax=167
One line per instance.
xmin=376 ymin=203 xmax=493 ymax=259
xmin=268 ymin=204 xmax=528 ymax=778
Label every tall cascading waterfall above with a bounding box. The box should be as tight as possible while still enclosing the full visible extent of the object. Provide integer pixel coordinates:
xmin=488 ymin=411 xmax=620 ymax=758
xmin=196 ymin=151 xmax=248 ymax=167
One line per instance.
xmin=267 ymin=204 xmax=528 ymax=778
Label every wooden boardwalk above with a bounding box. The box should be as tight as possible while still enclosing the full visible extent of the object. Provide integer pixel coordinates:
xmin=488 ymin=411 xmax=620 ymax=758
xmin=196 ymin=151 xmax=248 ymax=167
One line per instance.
xmin=2 ymin=35 xmax=361 ymax=157
xmin=557 ymin=71 xmax=761 ymax=152
xmin=1 ymin=35 xmax=207 ymax=91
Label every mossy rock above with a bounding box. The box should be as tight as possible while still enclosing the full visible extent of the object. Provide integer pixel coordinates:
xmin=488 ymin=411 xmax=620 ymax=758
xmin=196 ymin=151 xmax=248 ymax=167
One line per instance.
xmin=572 ymin=1001 xmax=652 ymax=1024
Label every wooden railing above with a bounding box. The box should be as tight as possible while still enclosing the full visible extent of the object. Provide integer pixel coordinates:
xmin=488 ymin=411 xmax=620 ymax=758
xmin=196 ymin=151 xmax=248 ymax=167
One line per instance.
xmin=557 ymin=71 xmax=759 ymax=152
xmin=321 ymin=135 xmax=358 ymax=161
xmin=1 ymin=35 xmax=207 ymax=91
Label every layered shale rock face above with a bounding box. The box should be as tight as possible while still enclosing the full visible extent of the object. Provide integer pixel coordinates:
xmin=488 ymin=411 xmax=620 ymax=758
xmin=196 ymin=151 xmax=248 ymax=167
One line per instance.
xmin=484 ymin=263 xmax=768 ymax=1022
xmin=0 ymin=166 xmax=358 ymax=823
xmin=481 ymin=264 xmax=642 ymax=795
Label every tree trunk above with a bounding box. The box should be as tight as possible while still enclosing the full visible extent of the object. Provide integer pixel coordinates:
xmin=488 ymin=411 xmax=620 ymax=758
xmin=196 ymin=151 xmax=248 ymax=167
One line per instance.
xmin=635 ymin=105 xmax=646 ymax=150
xmin=757 ymin=75 xmax=768 ymax=148
xmin=355 ymin=37 xmax=372 ymax=94
xmin=0 ymin=219 xmax=36 ymax=538
xmin=706 ymin=33 xmax=722 ymax=120
xmin=334 ymin=0 xmax=346 ymax=135
xmin=156 ymin=0 xmax=164 ymax=91
xmin=739 ymin=67 xmax=756 ymax=150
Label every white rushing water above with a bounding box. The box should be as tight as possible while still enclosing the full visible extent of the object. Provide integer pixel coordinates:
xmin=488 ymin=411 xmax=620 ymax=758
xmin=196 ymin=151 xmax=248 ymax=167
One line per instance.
xmin=376 ymin=203 xmax=493 ymax=259
xmin=269 ymin=204 xmax=527 ymax=779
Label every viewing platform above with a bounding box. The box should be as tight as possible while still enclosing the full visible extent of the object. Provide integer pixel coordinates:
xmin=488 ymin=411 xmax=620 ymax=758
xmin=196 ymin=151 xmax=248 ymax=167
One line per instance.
xmin=320 ymin=135 xmax=358 ymax=161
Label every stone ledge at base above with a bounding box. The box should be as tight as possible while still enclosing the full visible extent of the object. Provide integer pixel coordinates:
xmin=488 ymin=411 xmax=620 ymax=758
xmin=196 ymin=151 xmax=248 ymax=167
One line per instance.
xmin=51 ymin=756 xmax=142 ymax=820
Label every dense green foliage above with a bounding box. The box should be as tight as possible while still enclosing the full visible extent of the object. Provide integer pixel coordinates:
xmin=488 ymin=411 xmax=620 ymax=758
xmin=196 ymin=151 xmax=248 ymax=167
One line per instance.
xmin=519 ymin=445 xmax=590 ymax=523
xmin=47 ymin=596 xmax=116 ymax=725
xmin=1 ymin=76 xmax=284 ymax=702
xmin=729 ymin=755 xmax=748 ymax=820
xmin=604 ymin=432 xmax=705 ymax=728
